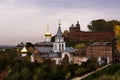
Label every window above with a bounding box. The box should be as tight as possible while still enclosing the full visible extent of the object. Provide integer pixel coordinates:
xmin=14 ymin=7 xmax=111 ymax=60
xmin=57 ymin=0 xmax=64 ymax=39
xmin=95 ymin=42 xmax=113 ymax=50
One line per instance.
xmin=59 ymin=44 xmax=61 ymax=50
xmin=62 ymin=44 xmax=64 ymax=50
xmin=54 ymin=44 xmax=57 ymax=50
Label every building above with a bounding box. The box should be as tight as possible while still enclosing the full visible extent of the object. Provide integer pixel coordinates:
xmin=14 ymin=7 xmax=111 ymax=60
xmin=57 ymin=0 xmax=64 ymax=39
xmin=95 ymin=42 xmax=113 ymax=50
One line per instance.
xmin=69 ymin=21 xmax=115 ymax=41
xmin=86 ymin=42 xmax=113 ymax=65
xmin=32 ymin=23 xmax=76 ymax=64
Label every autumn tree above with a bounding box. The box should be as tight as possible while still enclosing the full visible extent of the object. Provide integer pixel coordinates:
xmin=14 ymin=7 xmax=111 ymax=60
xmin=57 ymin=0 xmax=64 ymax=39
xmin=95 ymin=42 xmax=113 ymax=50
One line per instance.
xmin=114 ymin=25 xmax=120 ymax=50
xmin=63 ymin=30 xmax=69 ymax=38
xmin=75 ymin=43 xmax=86 ymax=49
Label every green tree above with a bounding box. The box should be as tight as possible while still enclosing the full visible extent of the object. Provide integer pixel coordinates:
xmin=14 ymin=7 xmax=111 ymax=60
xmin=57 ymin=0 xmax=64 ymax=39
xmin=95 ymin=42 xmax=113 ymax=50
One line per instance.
xmin=26 ymin=42 xmax=34 ymax=56
xmin=62 ymin=55 xmax=69 ymax=66
xmin=7 ymin=72 xmax=21 ymax=80
xmin=26 ymin=42 xmax=34 ymax=48
xmin=88 ymin=19 xmax=120 ymax=31
xmin=21 ymin=67 xmax=32 ymax=80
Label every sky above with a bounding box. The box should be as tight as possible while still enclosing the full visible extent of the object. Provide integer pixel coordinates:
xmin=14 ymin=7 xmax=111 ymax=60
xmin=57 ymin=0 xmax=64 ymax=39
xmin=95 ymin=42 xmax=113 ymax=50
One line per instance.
xmin=0 ymin=0 xmax=120 ymax=45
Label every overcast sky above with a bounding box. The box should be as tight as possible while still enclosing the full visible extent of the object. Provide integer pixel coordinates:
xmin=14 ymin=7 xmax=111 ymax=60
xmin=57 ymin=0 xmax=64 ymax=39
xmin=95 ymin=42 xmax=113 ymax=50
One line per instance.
xmin=0 ymin=0 xmax=120 ymax=45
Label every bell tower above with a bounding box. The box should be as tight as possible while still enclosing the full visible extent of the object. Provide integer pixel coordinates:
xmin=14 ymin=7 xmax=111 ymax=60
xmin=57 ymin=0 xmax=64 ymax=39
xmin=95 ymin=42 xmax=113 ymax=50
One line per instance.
xmin=76 ymin=21 xmax=80 ymax=31
xmin=53 ymin=20 xmax=66 ymax=52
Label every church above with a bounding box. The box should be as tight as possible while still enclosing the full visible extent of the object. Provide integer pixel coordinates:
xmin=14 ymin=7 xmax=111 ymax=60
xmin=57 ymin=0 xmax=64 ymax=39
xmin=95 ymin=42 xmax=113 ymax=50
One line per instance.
xmin=31 ymin=22 xmax=76 ymax=64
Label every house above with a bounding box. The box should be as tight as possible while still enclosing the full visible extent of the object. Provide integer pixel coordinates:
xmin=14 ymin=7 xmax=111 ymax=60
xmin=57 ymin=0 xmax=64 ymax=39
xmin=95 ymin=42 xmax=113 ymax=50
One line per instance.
xmin=86 ymin=42 xmax=113 ymax=65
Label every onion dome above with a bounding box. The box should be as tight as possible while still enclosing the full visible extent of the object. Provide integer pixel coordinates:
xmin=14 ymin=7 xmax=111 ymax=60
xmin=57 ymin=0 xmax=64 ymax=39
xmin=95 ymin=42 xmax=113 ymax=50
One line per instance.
xmin=21 ymin=46 xmax=28 ymax=53
xmin=45 ymin=32 xmax=52 ymax=36
xmin=45 ymin=25 xmax=52 ymax=36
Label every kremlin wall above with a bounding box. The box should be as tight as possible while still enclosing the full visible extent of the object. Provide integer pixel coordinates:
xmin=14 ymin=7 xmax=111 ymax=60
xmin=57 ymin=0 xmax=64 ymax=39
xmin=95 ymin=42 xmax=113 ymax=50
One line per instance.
xmin=69 ymin=21 xmax=115 ymax=41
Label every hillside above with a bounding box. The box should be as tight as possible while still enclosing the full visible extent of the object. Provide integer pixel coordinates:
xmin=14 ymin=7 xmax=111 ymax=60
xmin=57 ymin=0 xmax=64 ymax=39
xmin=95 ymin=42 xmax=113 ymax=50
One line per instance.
xmin=83 ymin=63 xmax=120 ymax=80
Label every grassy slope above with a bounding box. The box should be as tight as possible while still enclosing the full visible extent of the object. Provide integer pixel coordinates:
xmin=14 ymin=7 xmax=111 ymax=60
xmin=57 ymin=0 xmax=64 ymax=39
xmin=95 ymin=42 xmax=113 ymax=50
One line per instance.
xmin=83 ymin=63 xmax=120 ymax=80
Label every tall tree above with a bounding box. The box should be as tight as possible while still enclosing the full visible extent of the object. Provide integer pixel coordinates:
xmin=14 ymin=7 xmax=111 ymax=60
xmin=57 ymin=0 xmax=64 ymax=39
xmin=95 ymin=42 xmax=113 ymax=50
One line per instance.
xmin=26 ymin=42 xmax=34 ymax=48
xmin=88 ymin=19 xmax=120 ymax=31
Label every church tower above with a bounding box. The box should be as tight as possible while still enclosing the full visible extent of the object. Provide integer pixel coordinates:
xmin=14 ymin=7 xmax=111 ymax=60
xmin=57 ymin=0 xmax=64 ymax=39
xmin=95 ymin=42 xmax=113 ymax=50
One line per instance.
xmin=45 ymin=25 xmax=52 ymax=42
xmin=76 ymin=21 xmax=80 ymax=31
xmin=53 ymin=20 xmax=66 ymax=52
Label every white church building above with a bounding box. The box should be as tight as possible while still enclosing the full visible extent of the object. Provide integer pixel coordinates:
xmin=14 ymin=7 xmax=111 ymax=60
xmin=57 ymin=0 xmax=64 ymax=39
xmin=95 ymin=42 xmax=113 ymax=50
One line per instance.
xmin=32 ymin=23 xmax=75 ymax=64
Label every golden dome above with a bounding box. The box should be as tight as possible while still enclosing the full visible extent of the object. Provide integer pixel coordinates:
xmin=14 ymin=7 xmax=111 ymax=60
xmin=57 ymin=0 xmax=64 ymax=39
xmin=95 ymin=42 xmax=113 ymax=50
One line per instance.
xmin=45 ymin=25 xmax=51 ymax=36
xmin=45 ymin=32 xmax=52 ymax=36
xmin=21 ymin=47 xmax=28 ymax=53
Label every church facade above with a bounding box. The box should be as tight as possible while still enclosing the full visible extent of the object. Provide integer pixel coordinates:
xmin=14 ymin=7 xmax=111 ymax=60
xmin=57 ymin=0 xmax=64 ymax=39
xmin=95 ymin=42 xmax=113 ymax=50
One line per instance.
xmin=32 ymin=24 xmax=76 ymax=64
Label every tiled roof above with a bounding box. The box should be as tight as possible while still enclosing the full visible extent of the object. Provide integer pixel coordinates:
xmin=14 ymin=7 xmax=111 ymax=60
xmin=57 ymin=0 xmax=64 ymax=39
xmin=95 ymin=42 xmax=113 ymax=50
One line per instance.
xmin=90 ymin=42 xmax=111 ymax=46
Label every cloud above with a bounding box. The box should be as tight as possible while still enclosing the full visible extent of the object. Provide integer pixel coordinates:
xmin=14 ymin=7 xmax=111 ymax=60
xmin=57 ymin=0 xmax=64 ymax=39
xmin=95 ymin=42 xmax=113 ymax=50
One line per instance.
xmin=0 ymin=0 xmax=120 ymax=45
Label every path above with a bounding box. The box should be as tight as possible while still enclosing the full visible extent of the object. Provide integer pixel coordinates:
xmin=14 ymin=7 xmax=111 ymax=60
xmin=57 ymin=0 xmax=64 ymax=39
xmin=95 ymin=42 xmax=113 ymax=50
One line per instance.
xmin=71 ymin=64 xmax=111 ymax=80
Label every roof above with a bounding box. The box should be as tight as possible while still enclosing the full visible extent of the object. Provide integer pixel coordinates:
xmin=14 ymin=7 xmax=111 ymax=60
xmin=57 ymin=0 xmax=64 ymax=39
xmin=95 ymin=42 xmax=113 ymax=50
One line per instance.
xmin=38 ymin=42 xmax=53 ymax=46
xmin=36 ymin=47 xmax=53 ymax=53
xmin=35 ymin=46 xmax=75 ymax=58
xmin=21 ymin=47 xmax=28 ymax=53
xmin=49 ymin=53 xmax=59 ymax=58
xmin=36 ymin=46 xmax=75 ymax=53
xmin=56 ymin=26 xmax=63 ymax=37
xmin=66 ymin=47 xmax=75 ymax=53
xmin=90 ymin=42 xmax=111 ymax=46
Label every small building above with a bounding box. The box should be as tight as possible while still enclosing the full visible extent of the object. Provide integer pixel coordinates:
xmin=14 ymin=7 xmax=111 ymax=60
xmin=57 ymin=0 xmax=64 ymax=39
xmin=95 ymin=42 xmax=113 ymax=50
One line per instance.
xmin=73 ymin=56 xmax=88 ymax=65
xmin=86 ymin=42 xmax=113 ymax=65
xmin=21 ymin=46 xmax=28 ymax=57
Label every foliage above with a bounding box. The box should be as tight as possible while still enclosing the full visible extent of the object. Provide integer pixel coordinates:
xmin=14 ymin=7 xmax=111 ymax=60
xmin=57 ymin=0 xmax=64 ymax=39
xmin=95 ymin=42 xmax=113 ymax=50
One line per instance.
xmin=0 ymin=49 xmax=17 ymax=72
xmin=26 ymin=42 xmax=34 ymax=48
xmin=114 ymin=25 xmax=120 ymax=50
xmin=75 ymin=43 xmax=86 ymax=49
xmin=63 ymin=30 xmax=69 ymax=38
xmin=5 ymin=59 xmax=100 ymax=80
xmin=88 ymin=19 xmax=120 ymax=31
xmin=61 ymin=54 xmax=69 ymax=66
